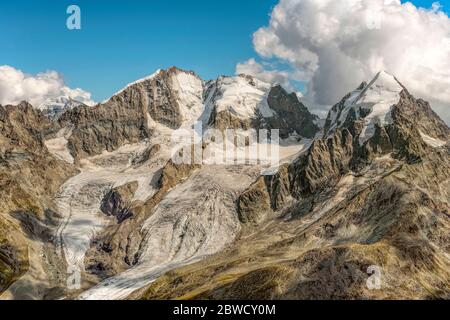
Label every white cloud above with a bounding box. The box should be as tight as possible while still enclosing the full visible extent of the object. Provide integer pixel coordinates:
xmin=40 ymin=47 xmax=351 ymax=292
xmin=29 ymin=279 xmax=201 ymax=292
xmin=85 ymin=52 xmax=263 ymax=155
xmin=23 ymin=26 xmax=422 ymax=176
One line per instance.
xmin=236 ymin=58 xmax=292 ymax=89
xmin=238 ymin=0 xmax=450 ymax=123
xmin=0 ymin=65 xmax=95 ymax=108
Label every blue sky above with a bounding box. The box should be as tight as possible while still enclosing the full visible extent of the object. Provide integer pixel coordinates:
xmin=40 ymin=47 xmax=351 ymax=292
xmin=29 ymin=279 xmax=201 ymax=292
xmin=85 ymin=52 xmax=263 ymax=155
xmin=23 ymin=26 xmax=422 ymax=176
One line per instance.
xmin=1 ymin=0 xmax=448 ymax=101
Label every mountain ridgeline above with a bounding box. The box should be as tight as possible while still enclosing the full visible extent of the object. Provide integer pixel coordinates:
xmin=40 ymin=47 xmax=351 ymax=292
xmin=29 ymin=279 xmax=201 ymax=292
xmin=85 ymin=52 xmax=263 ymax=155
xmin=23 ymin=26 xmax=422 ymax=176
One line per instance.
xmin=56 ymin=67 xmax=320 ymax=160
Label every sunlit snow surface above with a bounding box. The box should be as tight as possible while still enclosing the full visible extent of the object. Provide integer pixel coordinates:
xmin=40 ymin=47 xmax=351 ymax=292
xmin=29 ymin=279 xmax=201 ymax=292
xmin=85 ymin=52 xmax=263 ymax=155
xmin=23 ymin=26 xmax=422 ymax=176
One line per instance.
xmin=419 ymin=131 xmax=447 ymax=148
xmin=327 ymin=71 xmax=403 ymax=145
xmin=210 ymin=75 xmax=275 ymax=119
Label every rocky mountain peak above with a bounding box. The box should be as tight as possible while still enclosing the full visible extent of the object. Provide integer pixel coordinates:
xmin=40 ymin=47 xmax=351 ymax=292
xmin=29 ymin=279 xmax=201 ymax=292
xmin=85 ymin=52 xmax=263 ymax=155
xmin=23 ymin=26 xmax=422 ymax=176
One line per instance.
xmin=38 ymin=96 xmax=88 ymax=119
xmin=204 ymin=74 xmax=320 ymax=137
xmin=322 ymin=70 xmax=449 ymax=151
xmin=324 ymin=71 xmax=403 ymax=139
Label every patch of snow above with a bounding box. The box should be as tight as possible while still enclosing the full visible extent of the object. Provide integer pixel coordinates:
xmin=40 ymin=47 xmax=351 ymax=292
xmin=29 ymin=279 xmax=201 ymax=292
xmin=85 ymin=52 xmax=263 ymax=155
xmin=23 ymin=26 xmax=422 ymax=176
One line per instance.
xmin=261 ymin=138 xmax=313 ymax=175
xmin=44 ymin=127 xmax=75 ymax=164
xmin=419 ymin=131 xmax=447 ymax=148
xmin=356 ymin=71 xmax=403 ymax=145
xmin=38 ymin=96 xmax=91 ymax=118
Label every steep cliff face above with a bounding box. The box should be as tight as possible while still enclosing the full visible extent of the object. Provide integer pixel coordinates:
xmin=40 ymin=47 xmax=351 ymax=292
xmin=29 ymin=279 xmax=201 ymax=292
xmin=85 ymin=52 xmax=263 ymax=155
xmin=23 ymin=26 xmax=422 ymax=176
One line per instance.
xmin=57 ymin=90 xmax=152 ymax=159
xmin=0 ymin=102 xmax=75 ymax=295
xmin=100 ymin=182 xmax=139 ymax=223
xmin=55 ymin=68 xmax=320 ymax=163
xmin=56 ymin=68 xmax=199 ymax=159
xmin=267 ymin=85 xmax=319 ymax=138
xmin=242 ymin=72 xmax=450 ymax=216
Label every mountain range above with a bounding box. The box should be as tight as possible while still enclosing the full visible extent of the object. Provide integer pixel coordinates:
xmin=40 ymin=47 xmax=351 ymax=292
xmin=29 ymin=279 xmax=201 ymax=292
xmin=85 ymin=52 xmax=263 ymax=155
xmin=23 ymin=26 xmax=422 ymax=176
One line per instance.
xmin=0 ymin=67 xmax=448 ymax=300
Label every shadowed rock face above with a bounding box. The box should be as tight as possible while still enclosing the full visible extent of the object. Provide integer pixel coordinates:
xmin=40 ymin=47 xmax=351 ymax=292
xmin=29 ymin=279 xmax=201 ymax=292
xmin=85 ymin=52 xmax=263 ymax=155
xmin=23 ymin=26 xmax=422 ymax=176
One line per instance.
xmin=206 ymin=76 xmax=320 ymax=139
xmin=267 ymin=85 xmax=319 ymax=139
xmin=57 ymin=89 xmax=152 ymax=160
xmin=57 ymin=67 xmax=199 ymax=160
xmin=237 ymin=85 xmax=450 ymax=224
xmin=238 ymin=177 xmax=272 ymax=224
xmin=101 ymin=182 xmax=139 ymax=223
xmin=207 ymin=108 xmax=253 ymax=131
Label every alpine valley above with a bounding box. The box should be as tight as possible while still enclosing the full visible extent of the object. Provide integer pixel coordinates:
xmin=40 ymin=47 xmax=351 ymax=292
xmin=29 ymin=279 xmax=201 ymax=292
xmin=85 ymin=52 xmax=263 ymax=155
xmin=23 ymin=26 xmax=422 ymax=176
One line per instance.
xmin=0 ymin=67 xmax=448 ymax=300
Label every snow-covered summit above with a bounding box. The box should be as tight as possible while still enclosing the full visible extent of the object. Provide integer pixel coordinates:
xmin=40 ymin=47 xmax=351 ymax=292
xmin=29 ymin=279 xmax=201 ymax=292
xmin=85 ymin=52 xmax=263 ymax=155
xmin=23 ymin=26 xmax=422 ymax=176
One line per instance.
xmin=104 ymin=68 xmax=282 ymax=129
xmin=205 ymin=74 xmax=275 ymax=119
xmin=38 ymin=96 xmax=91 ymax=118
xmin=169 ymin=68 xmax=205 ymax=127
xmin=97 ymin=67 xmax=319 ymax=140
xmin=325 ymin=71 xmax=404 ymax=144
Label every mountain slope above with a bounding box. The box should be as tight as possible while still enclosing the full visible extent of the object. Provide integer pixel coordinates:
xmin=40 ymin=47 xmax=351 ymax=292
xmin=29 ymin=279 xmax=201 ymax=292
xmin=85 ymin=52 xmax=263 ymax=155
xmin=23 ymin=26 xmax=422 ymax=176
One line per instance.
xmin=135 ymin=72 xmax=450 ymax=300
xmin=0 ymin=102 xmax=75 ymax=298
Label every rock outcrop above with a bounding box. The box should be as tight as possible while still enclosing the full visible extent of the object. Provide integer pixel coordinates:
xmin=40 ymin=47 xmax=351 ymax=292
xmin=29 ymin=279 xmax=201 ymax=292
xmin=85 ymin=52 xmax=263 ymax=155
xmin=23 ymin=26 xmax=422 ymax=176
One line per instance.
xmin=101 ymin=182 xmax=139 ymax=223
xmin=85 ymin=160 xmax=201 ymax=278
xmin=0 ymin=102 xmax=75 ymax=294
xmin=267 ymin=85 xmax=319 ymax=138
xmin=239 ymin=73 xmax=450 ymax=220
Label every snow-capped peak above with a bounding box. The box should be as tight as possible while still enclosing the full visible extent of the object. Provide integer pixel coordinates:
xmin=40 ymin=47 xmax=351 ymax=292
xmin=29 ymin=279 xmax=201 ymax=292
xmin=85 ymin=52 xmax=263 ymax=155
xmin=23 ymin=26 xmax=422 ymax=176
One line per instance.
xmin=325 ymin=71 xmax=404 ymax=144
xmin=206 ymin=74 xmax=275 ymax=119
xmin=38 ymin=96 xmax=90 ymax=118
xmin=169 ymin=68 xmax=205 ymax=127
xmin=356 ymin=71 xmax=403 ymax=144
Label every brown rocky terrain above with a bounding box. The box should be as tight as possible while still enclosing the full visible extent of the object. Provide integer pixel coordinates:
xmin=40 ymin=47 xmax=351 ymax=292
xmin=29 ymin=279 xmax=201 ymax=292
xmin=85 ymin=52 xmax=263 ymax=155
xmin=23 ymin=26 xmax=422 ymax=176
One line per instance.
xmin=0 ymin=102 xmax=75 ymax=297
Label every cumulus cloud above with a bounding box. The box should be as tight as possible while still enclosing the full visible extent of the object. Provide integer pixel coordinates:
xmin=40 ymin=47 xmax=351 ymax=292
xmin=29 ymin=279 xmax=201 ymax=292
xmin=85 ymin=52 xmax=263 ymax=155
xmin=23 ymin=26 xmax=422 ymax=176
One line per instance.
xmin=0 ymin=65 xmax=95 ymax=108
xmin=236 ymin=58 xmax=291 ymax=88
xmin=238 ymin=0 xmax=450 ymax=123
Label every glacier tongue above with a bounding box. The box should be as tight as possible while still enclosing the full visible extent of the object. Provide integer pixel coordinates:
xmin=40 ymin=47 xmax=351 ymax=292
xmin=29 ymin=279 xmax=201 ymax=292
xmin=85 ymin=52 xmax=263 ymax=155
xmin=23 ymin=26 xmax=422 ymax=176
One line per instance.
xmin=51 ymin=67 xmax=313 ymax=300
xmin=55 ymin=141 xmax=168 ymax=277
xmin=77 ymin=165 xmax=258 ymax=300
